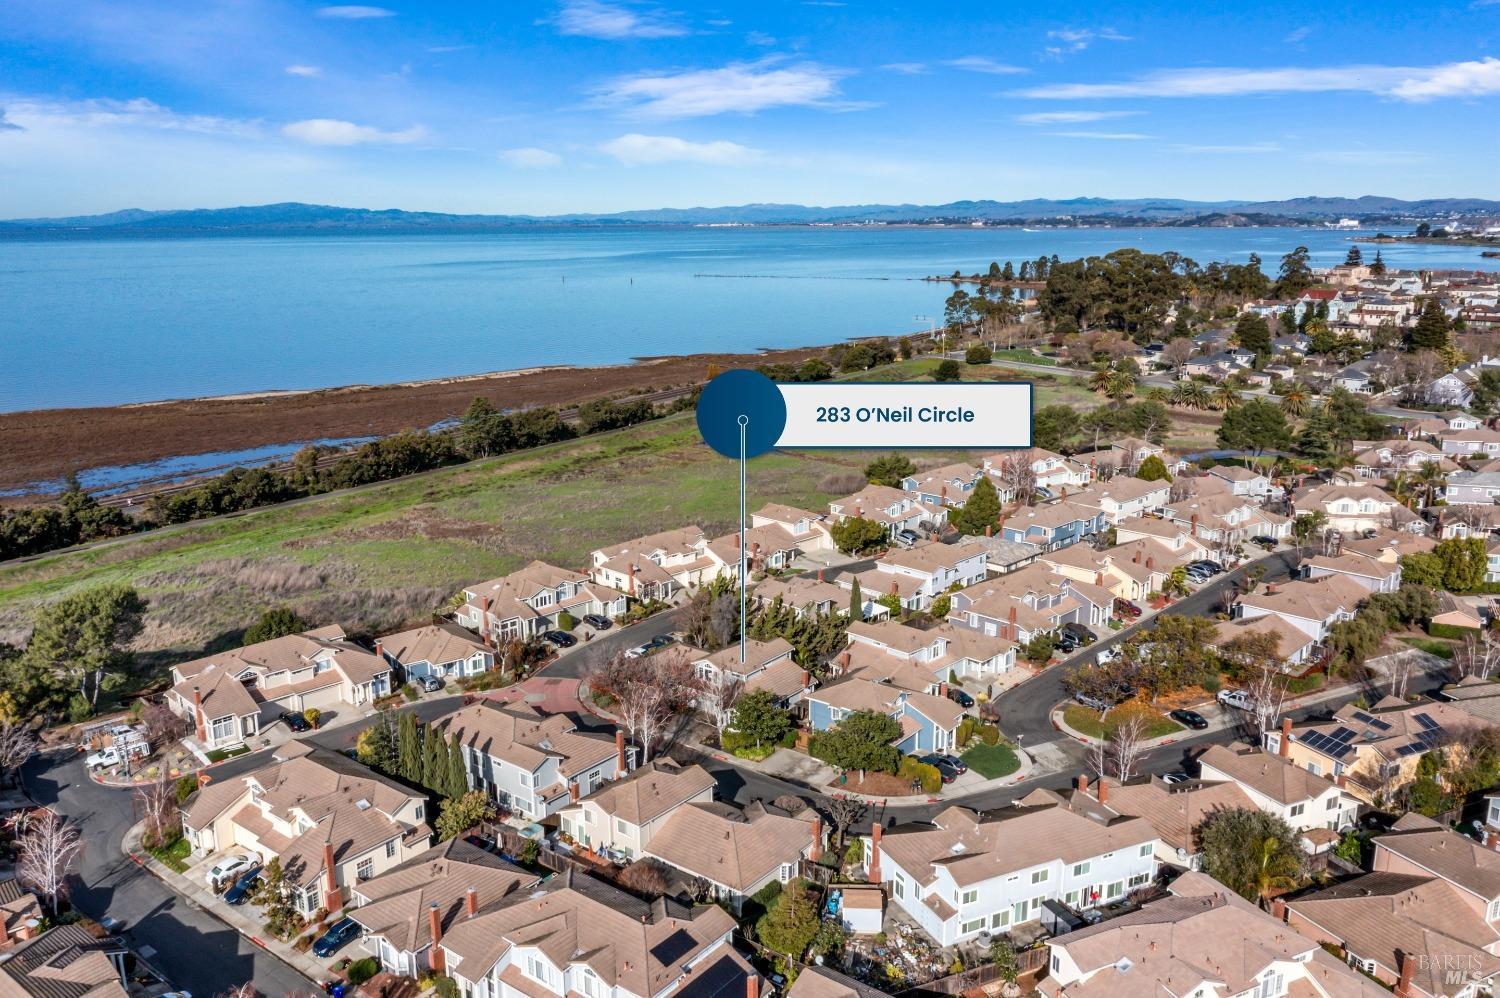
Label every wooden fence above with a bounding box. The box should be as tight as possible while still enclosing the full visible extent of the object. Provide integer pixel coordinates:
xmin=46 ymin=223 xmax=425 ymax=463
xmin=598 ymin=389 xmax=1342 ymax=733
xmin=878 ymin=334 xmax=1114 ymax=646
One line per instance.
xmin=893 ymin=948 xmax=1046 ymax=998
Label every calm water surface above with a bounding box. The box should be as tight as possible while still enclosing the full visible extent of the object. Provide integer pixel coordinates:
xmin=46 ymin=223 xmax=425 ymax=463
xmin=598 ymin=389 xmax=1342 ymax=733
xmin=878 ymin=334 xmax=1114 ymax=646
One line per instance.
xmin=2 ymin=226 xmax=1493 ymax=413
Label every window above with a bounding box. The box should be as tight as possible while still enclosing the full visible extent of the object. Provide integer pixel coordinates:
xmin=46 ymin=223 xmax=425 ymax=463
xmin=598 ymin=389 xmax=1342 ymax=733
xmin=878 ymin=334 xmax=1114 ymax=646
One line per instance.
xmin=357 ymin=858 xmax=374 ymax=880
xmin=1258 ymin=970 xmax=1285 ymax=997
xmin=1107 ymin=881 xmax=1124 ymax=900
xmin=414 ymin=804 xmax=423 ymax=820
xmin=527 ymin=956 xmax=551 ymax=986
xmin=990 ymin=910 xmax=1009 ymax=929
xmin=520 ymin=772 xmax=533 ymax=788
xmin=1487 ymin=898 xmax=1500 ymax=921
xmin=305 ymin=883 xmax=320 ymax=912
xmin=961 ymin=918 xmax=985 ymax=934
xmin=780 ymin=863 xmax=795 ymax=882
xmin=581 ymin=971 xmax=600 ymax=998
xmin=385 ymin=840 xmax=397 ymax=859
xmin=1071 ymin=862 xmax=1090 ymax=878
xmin=1031 ymin=869 xmax=1048 ymax=884
xmin=1289 ymin=803 xmax=1306 ymax=818
xmin=961 ymin=889 xmax=978 ymax=905
xmin=893 ymin=877 xmax=905 ymax=899
xmin=1327 ymin=797 xmax=1341 ymax=810
xmin=617 ymin=818 xmax=628 ymax=835
xmin=1128 ymin=873 xmax=1149 ymax=888
xmin=1064 ymin=890 xmax=1079 ymax=906
xmin=1051 ymin=954 xmax=1061 ymax=974
xmin=1138 ymin=844 xmax=1152 ymax=858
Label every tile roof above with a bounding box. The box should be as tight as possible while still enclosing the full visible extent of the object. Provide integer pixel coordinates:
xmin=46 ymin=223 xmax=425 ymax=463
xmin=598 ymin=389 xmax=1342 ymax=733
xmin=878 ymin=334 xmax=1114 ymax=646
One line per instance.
xmin=1197 ymin=744 xmax=1336 ymax=806
xmin=438 ymin=701 xmax=619 ymax=777
xmin=568 ymin=762 xmax=716 ymax=828
xmin=1069 ymin=776 xmax=1256 ymax=854
xmin=645 ymin=801 xmax=814 ymax=892
xmin=378 ymin=621 xmax=489 ymax=667
xmin=0 ymin=924 xmax=128 ymax=998
xmin=1374 ymin=815 xmax=1500 ymax=901
xmin=1211 ymin=616 xmax=1315 ymax=661
xmin=1236 ymin=574 xmax=1370 ymax=622
xmin=786 ymin=966 xmax=889 ymax=998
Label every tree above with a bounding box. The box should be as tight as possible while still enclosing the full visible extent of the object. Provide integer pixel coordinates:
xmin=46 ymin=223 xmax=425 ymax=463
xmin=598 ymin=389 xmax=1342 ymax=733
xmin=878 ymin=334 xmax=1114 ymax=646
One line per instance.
xmin=1108 ymin=714 xmax=1148 ymax=782
xmin=138 ymin=701 xmax=186 ymax=749
xmin=136 ymin=776 xmax=179 ymax=850
xmin=821 ymin=796 xmax=865 ymax=849
xmin=965 ymin=344 xmax=993 ymax=365
xmin=1234 ymin=312 xmax=1272 ymax=356
xmin=254 ymin=856 xmax=298 ymax=935
xmin=1433 ymin=537 xmax=1487 ymax=592
xmin=303 ymin=707 xmax=321 ymax=730
xmin=618 ymin=857 xmax=672 ymax=895
xmin=865 ymin=454 xmax=916 ymax=488
xmin=397 ymin=711 xmax=422 ymax=783
xmin=446 ymin=736 xmax=469 ymax=801
xmin=830 ymin=517 xmax=887 ymax=555
xmin=701 ymin=668 xmax=745 ymax=734
xmin=1409 ymin=297 xmax=1450 ymax=351
xmin=1198 ymin=808 xmax=1307 ymax=906
xmin=436 ymin=790 xmax=495 ymax=841
xmin=243 ymin=607 xmax=307 ymax=644
xmin=357 ymin=713 xmax=398 ymax=775
xmin=1023 ymin=632 xmax=1057 ymax=665
xmin=1216 ymin=399 xmax=1290 ymax=458
xmin=848 ymin=576 xmax=863 ymax=621
xmin=1135 ymin=454 xmax=1171 ymax=482
xmin=1272 ymin=247 xmax=1313 ymax=300
xmin=757 ymin=879 xmax=820 ymax=970
xmin=1344 ymin=246 xmax=1362 ymax=266
xmin=933 ymin=359 xmax=962 ymax=382
xmin=994 ymin=454 xmax=1038 ymax=506
xmin=590 ymin=651 xmax=702 ymax=762
xmin=731 ymin=689 xmax=791 ymax=747
xmin=1370 ymin=249 xmax=1386 ymax=275
xmin=21 ymin=584 xmax=147 ymax=716
xmin=0 ymin=721 xmax=36 ymax=787
xmin=423 ymin=724 xmax=448 ymax=792
xmin=810 ymin=711 xmax=901 ymax=773
xmin=15 ymin=809 xmax=83 ymax=914
xmin=951 ymin=475 xmax=1001 ymax=535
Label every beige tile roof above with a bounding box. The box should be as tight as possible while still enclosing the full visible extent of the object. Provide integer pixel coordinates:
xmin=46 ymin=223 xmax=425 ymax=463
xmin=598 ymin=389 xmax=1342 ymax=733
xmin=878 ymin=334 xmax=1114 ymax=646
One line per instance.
xmin=439 ymin=870 xmax=736 ymax=996
xmin=645 ymin=801 xmax=813 ymax=892
xmin=1069 ymin=776 xmax=1256 ymax=854
xmin=438 ymin=701 xmax=618 ymax=777
xmin=1197 ymin=745 xmax=1335 ymax=806
xmin=1305 ymin=551 xmax=1401 ymax=581
xmin=1295 ymin=481 xmax=1402 ymax=509
xmin=879 ymin=803 xmax=1156 ymax=890
xmin=1211 ymin=615 xmax=1315 ymax=661
xmin=172 ymin=625 xmax=389 ymax=713
xmin=172 ymin=664 xmax=261 ymax=721
xmin=1236 ymin=573 xmax=1370 ymax=622
xmin=1375 ymin=815 xmax=1500 ymax=901
xmin=378 ymin=622 xmax=489 ymax=667
xmin=1092 ymin=475 xmax=1171 ymax=504
xmin=751 ymin=575 xmax=849 ymax=615
xmin=698 ymin=638 xmax=795 ymax=677
xmin=746 ymin=658 xmax=811 ymax=700
xmin=571 ymin=762 xmax=716 ymax=828
xmin=593 ymin=527 xmax=706 ymax=562
xmin=787 ymin=966 xmax=889 ymax=998
xmin=847 ymin=619 xmax=933 ymax=655
xmin=350 ymin=839 xmax=539 ymax=954
xmin=876 ymin=539 xmax=988 ymax=575
xmin=0 ymin=922 xmax=131 ymax=998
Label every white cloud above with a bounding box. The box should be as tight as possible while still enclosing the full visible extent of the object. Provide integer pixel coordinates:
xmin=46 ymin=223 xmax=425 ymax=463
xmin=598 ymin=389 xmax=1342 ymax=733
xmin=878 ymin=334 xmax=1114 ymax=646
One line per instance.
xmin=1013 ymin=57 xmax=1500 ymax=101
xmin=552 ymin=0 xmax=686 ymax=39
xmin=2 ymin=96 xmax=262 ymax=138
xmin=746 ymin=31 xmax=777 ymax=46
xmin=881 ymin=62 xmax=928 ymax=75
xmin=1174 ymin=142 xmax=1282 ymax=153
xmin=1044 ymin=27 xmax=1131 ymax=58
xmin=500 ymin=146 xmax=563 ymax=167
xmin=316 ymin=5 xmax=396 ymax=18
xmin=281 ymin=118 xmax=425 ymax=145
xmin=944 ymin=56 xmax=1027 ymax=75
xmin=601 ymin=133 xmax=764 ymax=165
xmin=1015 ymin=110 xmax=1139 ymax=124
xmin=1046 ymin=130 xmax=1150 ymax=140
xmin=285 ymin=65 xmax=323 ymax=77
xmin=594 ymin=60 xmax=850 ymax=117
xmin=1284 ymin=26 xmax=1313 ymax=43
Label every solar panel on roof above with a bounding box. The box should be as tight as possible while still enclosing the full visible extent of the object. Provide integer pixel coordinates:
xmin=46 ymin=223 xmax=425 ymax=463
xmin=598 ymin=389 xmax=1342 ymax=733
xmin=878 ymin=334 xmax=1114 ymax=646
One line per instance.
xmin=1329 ymin=743 xmax=1354 ymax=760
xmin=1329 ymin=727 xmax=1356 ymax=743
xmin=650 ymin=929 xmax=700 ymax=967
xmin=1414 ymin=713 xmax=1439 ymax=730
xmin=1352 ymin=710 xmax=1374 ymax=724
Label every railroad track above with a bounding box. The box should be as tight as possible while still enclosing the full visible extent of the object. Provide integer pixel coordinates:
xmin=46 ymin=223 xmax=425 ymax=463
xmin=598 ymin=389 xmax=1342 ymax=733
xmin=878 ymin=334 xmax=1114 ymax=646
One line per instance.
xmin=97 ymin=384 xmax=700 ymax=509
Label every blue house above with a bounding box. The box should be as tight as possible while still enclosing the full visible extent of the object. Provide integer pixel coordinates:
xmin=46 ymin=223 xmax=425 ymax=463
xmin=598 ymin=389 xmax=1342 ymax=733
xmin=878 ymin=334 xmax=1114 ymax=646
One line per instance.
xmin=1000 ymin=496 xmax=1108 ymax=551
xmin=805 ymin=679 xmax=965 ymax=755
xmin=900 ymin=462 xmax=983 ymax=510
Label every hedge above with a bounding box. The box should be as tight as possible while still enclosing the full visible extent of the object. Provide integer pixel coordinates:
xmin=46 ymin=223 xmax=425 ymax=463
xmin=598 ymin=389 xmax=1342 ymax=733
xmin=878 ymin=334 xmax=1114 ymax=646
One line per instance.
xmin=558 ymin=611 xmax=578 ymax=632
xmin=1430 ymin=622 xmax=1483 ymax=639
xmin=898 ymin=756 xmax=942 ymax=794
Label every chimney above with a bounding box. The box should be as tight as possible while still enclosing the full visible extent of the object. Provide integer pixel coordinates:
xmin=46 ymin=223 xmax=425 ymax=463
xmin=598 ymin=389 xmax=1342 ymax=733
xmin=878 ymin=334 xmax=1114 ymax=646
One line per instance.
xmin=1335 ymin=773 xmax=1348 ymax=790
xmin=1075 ymin=774 xmax=1088 ymax=793
xmin=1133 ymin=548 xmax=1141 ymax=564
xmin=733 ymin=534 xmax=740 ymax=548
xmin=1097 ymin=780 xmax=1109 ymax=807
xmin=939 ymin=682 xmax=949 ymax=697
xmin=480 ymin=596 xmax=493 ymax=643
xmin=1190 ymin=513 xmax=1199 ymax=534
xmin=855 ymin=505 xmax=863 ymax=518
xmin=1146 ymin=556 xmax=1154 ymax=570
xmin=1272 ymin=899 xmax=1287 ymax=922
xmin=838 ymin=650 xmax=851 ymax=672
xmin=323 ymin=840 xmax=342 ymax=912
xmin=616 ymin=730 xmax=627 ymax=774
xmin=810 ymin=818 xmax=823 ymax=863
xmin=570 ymin=782 xmax=580 ymax=803
xmin=1486 ymin=829 xmax=1500 ymax=851
xmin=627 ymin=562 xmax=637 ymax=596
xmin=1395 ymin=951 xmax=1415 ymax=998
xmin=889 ymin=581 xmax=899 ymax=596
xmin=801 ymin=669 xmax=811 ymax=691
xmin=429 ymin=904 xmax=446 ymax=973
xmin=375 ymin=641 xmax=384 ymax=662
xmin=465 ymin=886 xmax=479 ymax=918
xmin=941 ymin=485 xmax=948 ymax=501
xmin=1279 ymin=718 xmax=1292 ymax=758
xmin=984 ymin=525 xmax=993 ymax=537
xmin=817 ymin=568 xmax=825 ymax=583
xmin=192 ymin=687 xmax=206 ymax=743
xmin=868 ymin=824 xmax=883 ymax=883
xmin=0 ymin=913 xmax=9 ymax=946
xmin=746 ymin=974 xmax=760 ymax=998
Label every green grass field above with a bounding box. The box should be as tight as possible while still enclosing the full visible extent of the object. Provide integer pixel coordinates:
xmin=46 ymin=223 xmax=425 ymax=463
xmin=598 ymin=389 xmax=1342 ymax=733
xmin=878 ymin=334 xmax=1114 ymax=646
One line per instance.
xmin=990 ymin=348 xmax=1057 ymax=367
xmin=960 ymin=742 xmax=1021 ymax=779
xmin=1063 ymin=704 xmax=1182 ymax=740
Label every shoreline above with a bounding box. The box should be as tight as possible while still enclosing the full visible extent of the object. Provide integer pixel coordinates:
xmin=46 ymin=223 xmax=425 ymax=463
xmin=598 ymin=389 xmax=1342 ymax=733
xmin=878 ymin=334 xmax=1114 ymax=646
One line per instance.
xmin=0 ymin=343 xmax=840 ymax=496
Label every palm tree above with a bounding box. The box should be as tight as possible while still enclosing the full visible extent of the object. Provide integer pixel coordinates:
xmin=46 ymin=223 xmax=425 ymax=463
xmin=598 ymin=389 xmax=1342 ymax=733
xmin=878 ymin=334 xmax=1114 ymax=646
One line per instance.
xmin=1210 ymin=385 xmax=1240 ymax=411
xmin=1145 ymin=387 xmax=1171 ymax=404
xmin=1088 ymin=367 xmax=1113 ymax=395
xmin=1253 ymin=834 xmax=1303 ymax=909
xmin=1106 ymin=370 xmax=1137 ymax=403
xmin=1182 ymin=381 xmax=1211 ymax=410
xmin=1415 ymin=460 xmax=1445 ymax=508
xmin=1388 ymin=471 xmax=1418 ymax=510
xmin=1279 ymin=385 xmax=1308 ymax=418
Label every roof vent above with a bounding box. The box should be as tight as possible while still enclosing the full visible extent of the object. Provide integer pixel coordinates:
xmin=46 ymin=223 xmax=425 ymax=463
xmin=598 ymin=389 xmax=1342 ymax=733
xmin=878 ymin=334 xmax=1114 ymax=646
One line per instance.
xmin=356 ymin=798 xmax=371 ymax=810
xmin=1115 ymin=957 xmax=1133 ymax=974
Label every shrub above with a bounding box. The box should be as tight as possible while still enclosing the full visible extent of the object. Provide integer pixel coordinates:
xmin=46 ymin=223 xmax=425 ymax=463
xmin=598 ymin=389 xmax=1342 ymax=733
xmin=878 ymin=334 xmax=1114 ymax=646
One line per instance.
xmin=844 ymin=838 xmax=864 ymax=864
xmin=933 ymin=359 xmax=962 ymax=382
xmin=1430 ymin=622 xmax=1482 ymax=640
xmin=347 ymin=958 xmax=380 ymax=986
xmin=965 ymin=344 xmax=993 ymax=365
xmin=975 ymin=722 xmax=1001 ymax=746
xmin=897 ymin=756 xmax=942 ymax=794
xmin=174 ymin=775 xmax=200 ymax=805
xmin=1288 ymin=673 xmax=1324 ymax=695
xmin=1201 ymin=674 xmax=1223 ymax=694
xmin=303 ymin=707 xmax=321 ymax=729
xmin=558 ymin=611 xmax=578 ymax=632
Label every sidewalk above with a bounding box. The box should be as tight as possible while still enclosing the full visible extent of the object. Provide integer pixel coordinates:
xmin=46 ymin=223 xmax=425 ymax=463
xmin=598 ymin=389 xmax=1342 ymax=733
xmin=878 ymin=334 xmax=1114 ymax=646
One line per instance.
xmin=122 ymin=820 xmax=333 ymax=986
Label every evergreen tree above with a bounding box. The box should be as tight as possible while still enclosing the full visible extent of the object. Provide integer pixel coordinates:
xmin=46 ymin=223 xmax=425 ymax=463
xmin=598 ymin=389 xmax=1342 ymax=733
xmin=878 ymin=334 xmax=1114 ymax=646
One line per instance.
xmin=356 ymin=712 xmax=397 ymax=775
xmin=243 ymin=607 xmax=307 ymax=645
xmin=952 ymin=475 xmax=1001 ymax=535
xmin=398 ymin=712 xmax=422 ymax=783
xmin=731 ymin=690 xmax=792 ymax=747
xmin=1233 ymin=312 xmax=1272 ymax=356
xmin=1370 ymin=249 xmax=1386 ymax=275
xmin=848 ymin=577 xmax=863 ymax=622
xmin=757 ymin=879 xmax=821 ymax=973
xmin=1135 ymin=454 xmax=1171 ymax=482
xmin=446 ymin=736 xmax=469 ymax=800
xmin=423 ymin=725 xmax=447 ymax=792
xmin=1409 ymin=297 xmax=1450 ymax=351
xmin=1344 ymin=246 xmax=1362 ymax=266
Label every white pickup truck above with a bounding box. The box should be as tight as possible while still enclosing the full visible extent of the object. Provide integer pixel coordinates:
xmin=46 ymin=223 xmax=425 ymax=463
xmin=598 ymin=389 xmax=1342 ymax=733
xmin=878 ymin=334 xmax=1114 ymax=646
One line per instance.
xmin=85 ymin=742 xmax=149 ymax=769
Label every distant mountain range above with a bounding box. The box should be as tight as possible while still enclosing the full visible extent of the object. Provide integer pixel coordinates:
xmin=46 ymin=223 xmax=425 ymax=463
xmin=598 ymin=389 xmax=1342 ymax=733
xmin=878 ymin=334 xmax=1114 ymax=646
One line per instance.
xmin=3 ymin=196 xmax=1498 ymax=236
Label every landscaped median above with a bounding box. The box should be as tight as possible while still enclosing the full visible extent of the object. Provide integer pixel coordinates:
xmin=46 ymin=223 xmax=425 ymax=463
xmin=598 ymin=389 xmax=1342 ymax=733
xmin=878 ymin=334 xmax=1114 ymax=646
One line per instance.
xmin=1060 ymin=702 xmax=1183 ymax=741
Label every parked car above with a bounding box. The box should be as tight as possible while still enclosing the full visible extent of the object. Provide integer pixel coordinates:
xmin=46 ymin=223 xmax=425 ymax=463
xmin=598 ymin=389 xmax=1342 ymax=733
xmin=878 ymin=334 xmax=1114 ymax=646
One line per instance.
xmin=1251 ymin=535 xmax=1278 ymax=549
xmin=932 ymin=753 xmax=967 ymax=774
xmin=645 ymin=634 xmax=678 ymax=652
xmin=1169 ymin=708 xmax=1209 ymax=730
xmin=1184 ymin=566 xmax=1214 ymax=583
xmin=625 ymin=642 xmax=651 ymax=659
xmin=1056 ymin=632 xmax=1080 ymax=654
xmin=85 ymin=743 xmax=149 ymax=769
xmin=420 ymin=676 xmax=444 ymax=693
xmin=223 ymin=865 xmax=262 ymax=905
xmin=1061 ymin=622 xmax=1096 ymax=646
xmin=946 ymin=687 xmax=976 ymax=708
xmin=1093 ymin=645 xmax=1119 ymax=666
xmin=279 ymin=710 xmax=310 ymax=733
xmin=1113 ymin=598 xmax=1142 ymax=620
xmin=894 ymin=528 xmax=921 ymax=548
xmin=312 ymin=917 xmax=362 ymax=958
xmin=582 ymin=614 xmax=611 ymax=630
xmin=1216 ymin=688 xmax=1255 ymax=711
xmin=1161 ymin=772 xmax=1191 ymax=785
xmin=918 ymin=756 xmax=959 ymax=784
xmin=205 ymin=854 xmax=255 ymax=889
xmin=542 ymin=630 xmax=577 ymax=648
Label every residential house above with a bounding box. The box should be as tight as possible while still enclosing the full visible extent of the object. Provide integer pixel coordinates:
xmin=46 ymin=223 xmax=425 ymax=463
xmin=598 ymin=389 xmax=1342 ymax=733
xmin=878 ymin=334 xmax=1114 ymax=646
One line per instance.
xmin=589 ymin=527 xmax=719 ymax=602
xmin=644 ymin=800 xmax=822 ymax=912
xmin=348 ymin=838 xmax=540 ymax=978
xmin=1063 ymin=773 xmax=1255 ymax=870
xmin=1037 ymin=871 xmax=1386 ymax=998
xmin=1445 ymin=470 xmax=1500 ymax=506
xmin=963 ymin=534 xmax=1043 ymax=575
xmin=750 ymin=572 xmax=851 ymax=619
xmin=687 ymin=638 xmax=809 ymax=725
xmin=1113 ymin=516 xmax=1211 ymax=561
xmin=1269 ymin=698 xmax=1482 ymax=802
xmin=1160 ymin=491 xmax=1291 ymax=550
xmin=1375 ymin=812 xmax=1500 ymax=928
xmin=459 ymin=561 xmax=629 ymax=642
xmin=0 ymin=924 xmax=131 ymax=998
xmin=181 ymin=741 xmax=432 ymax=915
xmin=1409 ymin=411 xmax=1481 ymax=437
xmin=0 ymin=879 xmax=42 ymax=950
xmin=842 ymin=618 xmax=1016 ymax=688
xmin=1332 ymin=363 xmax=1376 ymax=394
xmin=840 ymin=540 xmax=989 ymax=612
xmin=436 ymin=702 xmax=635 ymax=821
xmin=377 ymin=621 xmax=494 ymax=685
xmin=555 ymin=762 xmax=716 ymax=861
xmin=868 ymin=797 xmax=1158 ymax=946
xmin=438 ymin=870 xmax=752 ymax=998
xmin=948 ymin=563 xmax=1105 ymax=640
xmin=1233 ymin=574 xmax=1369 ymax=642
xmin=805 ymin=642 xmax=969 ymax=756
xmin=1205 ymin=464 xmax=1274 ymax=498
xmin=1272 ymin=332 xmax=1311 ymax=357
xmin=1441 ymin=426 xmax=1500 ymax=458
xmin=1304 ymin=550 xmax=1403 ymax=593
xmin=1293 ymin=482 xmax=1414 ymax=535
xmin=1426 ymin=372 xmax=1476 ymax=409
xmin=1197 ymin=743 xmax=1359 ymax=836
xmin=706 ymin=523 xmax=809 ymax=576
xmin=167 ymin=625 xmax=392 ymax=751
xmin=1090 ymin=475 xmax=1172 ymax=525
xmin=828 ymin=485 xmax=942 ymax=536
xmin=1286 ymin=871 xmax=1500 ymax=998
xmin=1439 ymin=677 xmax=1500 ymax=730
xmin=1433 ymin=592 xmax=1487 ymax=632
xmin=1108 ymin=438 xmax=1173 ymax=475
xmin=1001 ymin=495 xmax=1109 ymax=551
xmin=1182 ymin=351 xmax=1244 ymax=381
xmin=978 ymin=448 xmax=1092 ymax=499
xmin=1039 ymin=540 xmax=1171 ymax=604
xmin=786 ymin=966 xmax=889 ymax=998
xmin=899 ymin=463 xmax=984 ymax=509
xmin=1212 ymin=614 xmax=1318 ymax=668
xmin=750 ymin=503 xmax=835 ymax=553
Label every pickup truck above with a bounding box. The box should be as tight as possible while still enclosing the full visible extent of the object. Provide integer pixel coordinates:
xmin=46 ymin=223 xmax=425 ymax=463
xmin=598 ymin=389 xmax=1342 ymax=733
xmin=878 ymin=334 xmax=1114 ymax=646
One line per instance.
xmin=85 ymin=743 xmax=150 ymax=769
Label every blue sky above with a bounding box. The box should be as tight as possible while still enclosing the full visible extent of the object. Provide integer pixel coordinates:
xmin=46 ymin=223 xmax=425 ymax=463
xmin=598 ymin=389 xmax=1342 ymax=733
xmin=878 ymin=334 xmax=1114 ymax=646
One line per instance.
xmin=1 ymin=0 xmax=1499 ymax=216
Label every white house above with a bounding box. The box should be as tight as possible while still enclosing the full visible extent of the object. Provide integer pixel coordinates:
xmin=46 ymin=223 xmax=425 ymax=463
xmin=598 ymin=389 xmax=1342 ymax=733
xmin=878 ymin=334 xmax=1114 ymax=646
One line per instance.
xmin=555 ymin=761 xmax=716 ymax=861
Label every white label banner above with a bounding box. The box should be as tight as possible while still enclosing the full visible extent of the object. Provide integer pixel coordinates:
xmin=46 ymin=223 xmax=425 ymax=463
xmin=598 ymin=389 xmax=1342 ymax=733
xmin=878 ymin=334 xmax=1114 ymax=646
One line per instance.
xmin=776 ymin=382 xmax=1033 ymax=449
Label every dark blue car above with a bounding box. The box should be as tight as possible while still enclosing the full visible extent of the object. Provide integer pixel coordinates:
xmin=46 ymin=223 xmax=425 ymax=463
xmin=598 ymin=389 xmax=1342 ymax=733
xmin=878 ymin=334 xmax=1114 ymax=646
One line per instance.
xmin=223 ymin=865 xmax=262 ymax=905
xmin=312 ymin=917 xmax=361 ymax=958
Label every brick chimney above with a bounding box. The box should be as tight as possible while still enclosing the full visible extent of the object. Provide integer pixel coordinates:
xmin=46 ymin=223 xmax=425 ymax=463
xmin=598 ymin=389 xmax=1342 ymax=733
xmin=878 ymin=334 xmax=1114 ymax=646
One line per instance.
xmin=746 ymin=973 xmax=760 ymax=998
xmin=429 ymin=904 xmax=446 ymax=973
xmin=1133 ymin=548 xmax=1142 ymax=564
xmin=733 ymin=533 xmax=740 ymax=548
xmin=0 ymin=913 xmax=9 ymax=946
xmin=940 ymin=485 xmax=948 ymax=501
xmin=1335 ymin=773 xmax=1348 ymax=790
xmin=192 ymin=687 xmax=206 ymax=743
xmin=616 ymin=730 xmax=627 ymax=773
xmin=570 ymin=782 xmax=580 ymax=803
xmin=1272 ymin=899 xmax=1286 ymax=922
xmin=1098 ymin=780 xmax=1109 ymax=806
xmin=323 ymin=840 xmax=342 ymax=912
xmin=817 ymin=568 xmax=825 ymax=583
xmin=480 ymin=596 xmax=493 ymax=644
xmin=868 ymin=824 xmax=882 ymax=883
xmin=889 ymin=581 xmax=899 ymax=596
xmin=374 ymin=641 xmax=384 ymax=662
xmin=627 ymin=562 xmax=637 ymax=596
xmin=855 ymin=505 xmax=863 ymax=518
xmin=1279 ymin=718 xmax=1292 ymax=758
xmin=1008 ymin=605 xmax=1018 ymax=640
xmin=465 ymin=887 xmax=479 ymax=918
xmin=838 ymin=650 xmax=851 ymax=673
xmin=984 ymin=524 xmax=993 ymax=537
xmin=1395 ymin=951 xmax=1415 ymax=998
xmin=1075 ymin=774 xmax=1088 ymax=793
xmin=1486 ymin=829 xmax=1500 ymax=851
xmin=1146 ymin=556 xmax=1154 ymax=570
xmin=939 ymin=682 xmax=948 ymax=697
xmin=810 ymin=818 xmax=823 ymax=863
xmin=801 ymin=670 xmax=811 ymax=691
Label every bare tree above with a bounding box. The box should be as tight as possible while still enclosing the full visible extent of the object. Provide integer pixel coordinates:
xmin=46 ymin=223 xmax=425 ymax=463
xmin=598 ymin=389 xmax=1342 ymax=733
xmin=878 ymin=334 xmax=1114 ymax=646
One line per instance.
xmin=699 ymin=669 xmax=744 ymax=735
xmin=216 ymin=986 xmax=259 ymax=998
xmin=16 ymin=809 xmax=83 ymax=914
xmin=1455 ymin=630 xmax=1500 ymax=681
xmin=590 ymin=651 xmax=702 ymax=763
xmin=136 ymin=776 xmax=179 ymax=849
xmin=821 ymin=796 xmax=866 ymax=849
xmin=995 ymin=457 xmax=1038 ymax=507
xmin=1086 ymin=737 xmax=1110 ymax=781
xmin=1246 ymin=665 xmax=1291 ymax=739
xmin=1387 ymin=655 xmax=1416 ymax=700
xmin=138 ymin=701 xmax=187 ymax=749
xmin=1162 ymin=338 xmax=1196 ymax=375
xmin=1109 ymin=714 xmax=1148 ymax=782
xmin=0 ymin=721 xmax=37 ymax=787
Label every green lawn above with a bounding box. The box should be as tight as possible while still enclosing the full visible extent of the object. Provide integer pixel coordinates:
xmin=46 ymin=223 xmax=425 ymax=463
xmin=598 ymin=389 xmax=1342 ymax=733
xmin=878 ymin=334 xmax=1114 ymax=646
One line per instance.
xmin=1401 ymin=636 xmax=1456 ymax=659
xmin=990 ymin=348 xmax=1057 ymax=367
xmin=147 ymin=835 xmax=192 ymax=873
xmin=1063 ymin=704 xmax=1182 ymax=740
xmin=961 ymin=742 xmax=1021 ymax=779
